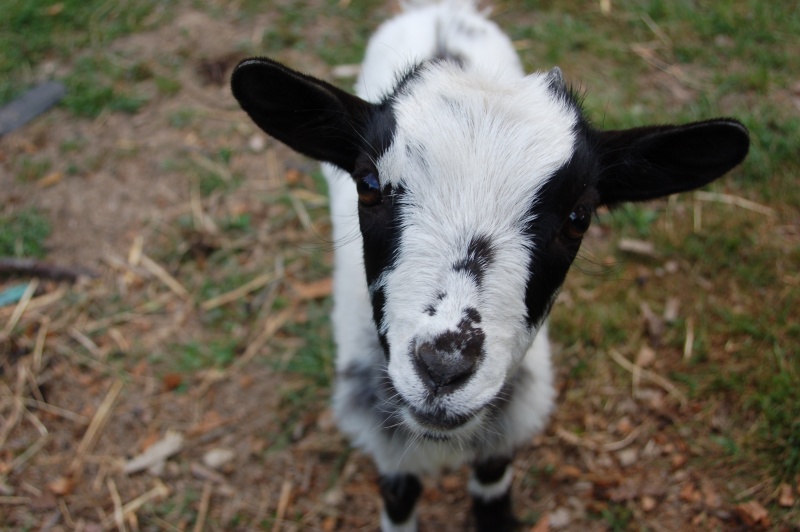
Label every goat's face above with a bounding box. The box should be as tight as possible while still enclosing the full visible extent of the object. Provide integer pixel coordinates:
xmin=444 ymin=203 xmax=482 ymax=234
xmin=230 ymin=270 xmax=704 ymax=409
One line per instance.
xmin=356 ymin=64 xmax=592 ymax=439
xmin=232 ymin=58 xmax=749 ymax=440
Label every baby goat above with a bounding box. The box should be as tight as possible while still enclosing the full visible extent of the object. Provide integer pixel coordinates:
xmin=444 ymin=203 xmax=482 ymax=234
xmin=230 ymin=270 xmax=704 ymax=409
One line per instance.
xmin=231 ymin=1 xmax=749 ymax=530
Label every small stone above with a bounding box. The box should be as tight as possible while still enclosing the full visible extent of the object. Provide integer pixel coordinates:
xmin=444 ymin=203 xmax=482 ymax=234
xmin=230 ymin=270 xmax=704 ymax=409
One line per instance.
xmin=248 ymin=134 xmax=266 ymax=152
xmin=202 ymin=448 xmax=235 ymax=470
xmin=778 ymin=482 xmax=795 ymax=507
xmin=549 ymin=507 xmax=571 ymax=529
xmin=617 ymin=448 xmax=638 ymax=468
xmin=641 ymin=495 xmax=657 ymax=512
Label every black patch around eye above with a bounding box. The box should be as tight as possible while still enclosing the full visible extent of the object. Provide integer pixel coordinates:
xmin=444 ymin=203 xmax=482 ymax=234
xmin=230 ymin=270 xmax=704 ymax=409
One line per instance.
xmin=353 ymin=97 xmax=405 ymax=357
xmin=523 ymin=124 xmax=599 ymax=327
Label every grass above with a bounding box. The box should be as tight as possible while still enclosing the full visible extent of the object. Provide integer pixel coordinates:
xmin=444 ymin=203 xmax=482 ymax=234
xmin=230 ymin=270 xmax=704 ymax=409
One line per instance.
xmin=61 ymin=55 xmax=149 ymax=117
xmin=0 ymin=208 xmax=52 ymax=258
xmin=0 ymin=0 xmax=171 ymax=105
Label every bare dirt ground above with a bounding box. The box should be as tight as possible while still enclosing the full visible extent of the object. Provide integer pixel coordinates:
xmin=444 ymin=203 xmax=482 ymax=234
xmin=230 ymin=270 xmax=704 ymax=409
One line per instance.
xmin=0 ymin=2 xmax=796 ymax=531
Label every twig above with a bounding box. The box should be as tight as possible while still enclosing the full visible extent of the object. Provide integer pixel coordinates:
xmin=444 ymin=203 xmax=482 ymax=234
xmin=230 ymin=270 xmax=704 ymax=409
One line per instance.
xmin=272 ymin=478 xmax=294 ymax=532
xmin=2 ymin=278 xmax=39 ymax=337
xmin=234 ymin=307 xmax=296 ymax=370
xmin=83 ymin=292 xmax=173 ymax=334
xmin=289 ymin=192 xmax=314 ymax=233
xmin=0 ymin=496 xmax=31 ymax=505
xmin=101 ymin=481 xmax=171 ymax=531
xmin=608 ymin=349 xmax=687 ymax=407
xmin=683 ymin=318 xmax=695 ymax=360
xmin=190 ymin=185 xmax=218 ymax=235
xmin=128 ymin=236 xmax=144 ymax=266
xmin=193 ymin=482 xmax=213 ymax=532
xmin=69 ymin=327 xmax=105 ymax=360
xmin=23 ymin=397 xmax=89 ymax=424
xmin=201 ymin=271 xmax=278 ymax=311
xmin=0 ymin=368 xmax=26 ymax=449
xmin=630 ymin=42 xmax=708 ymax=91
xmin=8 ymin=434 xmax=48 ymax=473
xmin=641 ymin=13 xmax=671 ymax=47
xmin=33 ymin=316 xmax=49 ymax=372
xmin=554 ymin=425 xmax=642 ymax=452
xmin=190 ymin=152 xmax=233 ymax=183
xmin=23 ymin=405 xmax=48 ymax=436
xmin=693 ymin=191 xmax=775 ymax=216
xmin=107 ymin=479 xmax=127 ymax=532
xmin=70 ymin=380 xmax=124 ymax=476
xmin=0 ymin=257 xmax=98 ymax=282
xmin=139 ymin=254 xmax=191 ymax=300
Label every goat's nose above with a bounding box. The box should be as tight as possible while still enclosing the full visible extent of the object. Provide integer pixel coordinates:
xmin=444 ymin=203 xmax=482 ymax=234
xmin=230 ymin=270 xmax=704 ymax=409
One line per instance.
xmin=412 ymin=326 xmax=484 ymax=394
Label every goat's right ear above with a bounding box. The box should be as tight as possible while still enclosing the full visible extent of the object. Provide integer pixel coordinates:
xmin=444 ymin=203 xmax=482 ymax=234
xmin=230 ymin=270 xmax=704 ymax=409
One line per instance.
xmin=231 ymin=58 xmax=374 ymax=173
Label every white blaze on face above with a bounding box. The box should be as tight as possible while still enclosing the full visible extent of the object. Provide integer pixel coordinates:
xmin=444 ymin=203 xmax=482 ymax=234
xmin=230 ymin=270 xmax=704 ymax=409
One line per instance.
xmin=375 ymin=63 xmax=578 ymax=416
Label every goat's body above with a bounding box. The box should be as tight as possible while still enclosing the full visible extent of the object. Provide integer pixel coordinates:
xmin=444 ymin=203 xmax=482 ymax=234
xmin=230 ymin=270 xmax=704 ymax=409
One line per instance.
xmin=327 ymin=1 xmax=555 ymax=478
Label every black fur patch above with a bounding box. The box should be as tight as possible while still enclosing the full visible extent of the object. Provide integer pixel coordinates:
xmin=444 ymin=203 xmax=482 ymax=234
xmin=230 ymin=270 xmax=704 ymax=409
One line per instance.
xmin=523 ymin=120 xmax=600 ymax=328
xmin=453 ymin=236 xmax=494 ymax=287
xmin=472 ymin=490 xmax=517 ymax=532
xmin=473 ymin=457 xmax=517 ymax=531
xmin=379 ymin=474 xmax=423 ymax=525
xmin=474 ymin=456 xmax=511 ymax=486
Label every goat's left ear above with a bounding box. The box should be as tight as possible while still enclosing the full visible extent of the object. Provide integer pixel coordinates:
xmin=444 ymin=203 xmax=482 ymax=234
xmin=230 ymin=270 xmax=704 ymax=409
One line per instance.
xmin=231 ymin=57 xmax=374 ymax=173
xmin=595 ymin=119 xmax=750 ymax=205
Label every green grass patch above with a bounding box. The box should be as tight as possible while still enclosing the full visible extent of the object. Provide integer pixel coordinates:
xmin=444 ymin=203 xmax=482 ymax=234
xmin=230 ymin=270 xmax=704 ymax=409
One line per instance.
xmin=282 ymin=299 xmax=334 ymax=387
xmin=61 ymin=55 xmax=149 ymax=117
xmin=0 ymin=0 xmax=171 ymax=105
xmin=0 ymin=209 xmax=52 ymax=258
xmin=176 ymin=339 xmax=239 ymax=372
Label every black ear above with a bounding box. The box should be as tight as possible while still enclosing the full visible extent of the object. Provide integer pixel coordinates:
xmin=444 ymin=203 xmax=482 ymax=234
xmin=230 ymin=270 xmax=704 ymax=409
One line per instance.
xmin=595 ymin=119 xmax=750 ymax=205
xmin=231 ymin=57 xmax=374 ymax=173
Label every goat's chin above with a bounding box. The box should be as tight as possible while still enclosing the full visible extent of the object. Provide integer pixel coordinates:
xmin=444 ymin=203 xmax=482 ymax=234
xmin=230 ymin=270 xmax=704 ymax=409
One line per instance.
xmin=400 ymin=404 xmax=487 ymax=441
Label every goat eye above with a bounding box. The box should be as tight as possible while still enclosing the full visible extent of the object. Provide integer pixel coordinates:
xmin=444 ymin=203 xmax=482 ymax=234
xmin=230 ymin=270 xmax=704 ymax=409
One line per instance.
xmin=356 ymin=172 xmax=382 ymax=206
xmin=562 ymin=205 xmax=592 ymax=240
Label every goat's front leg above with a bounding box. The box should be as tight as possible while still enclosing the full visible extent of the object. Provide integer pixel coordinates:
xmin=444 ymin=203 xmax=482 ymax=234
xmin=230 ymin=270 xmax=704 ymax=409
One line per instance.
xmin=470 ymin=456 xmax=517 ymax=531
xmin=379 ymin=473 xmax=422 ymax=532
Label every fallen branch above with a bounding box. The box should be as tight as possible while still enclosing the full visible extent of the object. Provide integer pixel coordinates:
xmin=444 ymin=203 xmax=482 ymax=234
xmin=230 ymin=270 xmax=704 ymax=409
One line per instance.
xmin=0 ymin=257 xmax=98 ymax=282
